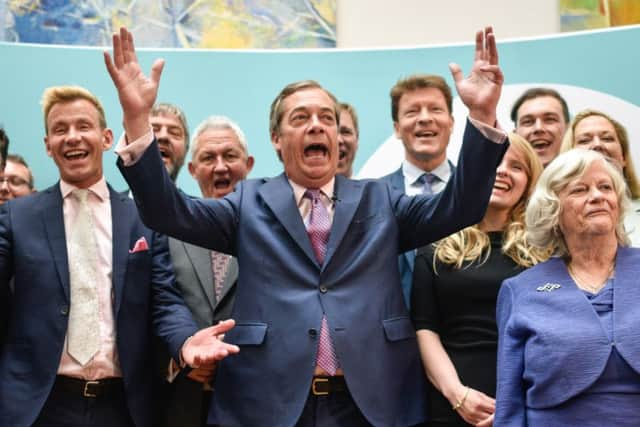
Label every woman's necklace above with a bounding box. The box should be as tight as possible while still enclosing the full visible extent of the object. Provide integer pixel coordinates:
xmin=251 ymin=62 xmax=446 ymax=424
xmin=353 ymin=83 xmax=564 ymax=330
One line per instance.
xmin=567 ymin=262 xmax=615 ymax=294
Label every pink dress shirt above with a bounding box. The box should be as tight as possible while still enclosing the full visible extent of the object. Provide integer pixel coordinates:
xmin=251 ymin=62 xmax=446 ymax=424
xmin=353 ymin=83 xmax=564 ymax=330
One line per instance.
xmin=57 ymin=177 xmax=121 ymax=380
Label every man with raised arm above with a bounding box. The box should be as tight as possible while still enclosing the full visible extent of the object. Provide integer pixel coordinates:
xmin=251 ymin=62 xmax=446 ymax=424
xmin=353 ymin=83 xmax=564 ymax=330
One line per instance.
xmin=106 ymin=27 xmax=507 ymax=427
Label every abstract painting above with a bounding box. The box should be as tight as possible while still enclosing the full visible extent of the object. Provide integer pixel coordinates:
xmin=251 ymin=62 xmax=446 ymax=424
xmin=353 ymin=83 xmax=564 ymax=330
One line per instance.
xmin=561 ymin=0 xmax=640 ymax=32
xmin=1 ymin=0 xmax=336 ymax=48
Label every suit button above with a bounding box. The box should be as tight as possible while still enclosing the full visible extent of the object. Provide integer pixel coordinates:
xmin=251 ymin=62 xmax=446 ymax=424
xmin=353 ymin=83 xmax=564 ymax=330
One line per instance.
xmin=60 ymin=306 xmax=69 ymax=315
xmin=319 ymin=286 xmax=328 ymax=293
xmin=308 ymin=329 xmax=317 ymax=338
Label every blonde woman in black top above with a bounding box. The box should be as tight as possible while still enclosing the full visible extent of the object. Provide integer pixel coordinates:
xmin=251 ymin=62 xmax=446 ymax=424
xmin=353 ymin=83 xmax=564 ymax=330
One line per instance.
xmin=411 ymin=134 xmax=549 ymax=426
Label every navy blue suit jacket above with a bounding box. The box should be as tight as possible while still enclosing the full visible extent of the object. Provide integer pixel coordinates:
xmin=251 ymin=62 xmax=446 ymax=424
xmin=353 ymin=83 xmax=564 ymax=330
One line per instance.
xmin=118 ymin=120 xmax=506 ymax=427
xmin=380 ymin=160 xmax=456 ymax=308
xmin=0 ymin=184 xmax=198 ymax=427
xmin=495 ymin=247 xmax=640 ymax=426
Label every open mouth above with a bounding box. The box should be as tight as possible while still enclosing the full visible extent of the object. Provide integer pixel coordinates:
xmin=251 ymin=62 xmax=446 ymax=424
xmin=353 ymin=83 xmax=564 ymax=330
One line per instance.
xmin=304 ymin=143 xmax=329 ymax=158
xmin=530 ymin=140 xmax=551 ymax=150
xmin=158 ymin=145 xmax=171 ymax=160
xmin=415 ymin=130 xmax=437 ymax=138
xmin=214 ymin=178 xmax=231 ymax=189
xmin=493 ymin=181 xmax=511 ymax=191
xmin=64 ymin=150 xmax=89 ymax=161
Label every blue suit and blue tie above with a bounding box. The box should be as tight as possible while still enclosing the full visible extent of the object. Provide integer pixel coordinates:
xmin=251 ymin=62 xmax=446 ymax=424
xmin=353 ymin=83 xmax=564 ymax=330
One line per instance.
xmin=118 ymin=120 xmax=506 ymax=427
xmin=0 ymin=184 xmax=198 ymax=427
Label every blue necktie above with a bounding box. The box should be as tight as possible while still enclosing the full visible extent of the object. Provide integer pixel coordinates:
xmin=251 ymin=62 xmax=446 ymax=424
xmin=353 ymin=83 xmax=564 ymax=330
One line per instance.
xmin=417 ymin=173 xmax=438 ymax=196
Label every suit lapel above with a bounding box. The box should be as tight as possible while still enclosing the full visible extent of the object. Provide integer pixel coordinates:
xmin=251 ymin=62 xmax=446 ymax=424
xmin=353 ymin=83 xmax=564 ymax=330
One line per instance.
xmin=41 ymin=185 xmax=70 ymax=301
xmin=323 ymin=176 xmax=362 ymax=268
xmin=217 ymin=257 xmax=238 ymax=305
xmin=259 ymin=174 xmax=317 ymax=266
xmin=388 ymin=168 xmax=405 ymax=191
xmin=184 ymin=242 xmax=216 ymax=311
xmin=110 ymin=187 xmax=133 ymax=316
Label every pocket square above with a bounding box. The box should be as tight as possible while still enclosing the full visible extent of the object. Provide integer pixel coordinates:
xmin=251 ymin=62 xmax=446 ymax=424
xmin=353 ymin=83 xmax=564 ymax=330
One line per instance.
xmin=129 ymin=236 xmax=149 ymax=253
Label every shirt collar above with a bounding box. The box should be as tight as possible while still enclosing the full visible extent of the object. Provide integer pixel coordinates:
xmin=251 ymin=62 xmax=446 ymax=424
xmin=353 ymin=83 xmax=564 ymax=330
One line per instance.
xmin=60 ymin=176 xmax=110 ymax=202
xmin=288 ymin=177 xmax=335 ymax=206
xmin=402 ymin=159 xmax=451 ymax=186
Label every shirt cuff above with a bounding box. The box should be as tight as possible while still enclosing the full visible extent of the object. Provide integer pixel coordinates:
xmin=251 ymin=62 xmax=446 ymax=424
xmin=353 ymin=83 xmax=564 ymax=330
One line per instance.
xmin=166 ymin=358 xmax=181 ymax=383
xmin=114 ymin=127 xmax=154 ymax=166
xmin=467 ymin=116 xmax=507 ymax=144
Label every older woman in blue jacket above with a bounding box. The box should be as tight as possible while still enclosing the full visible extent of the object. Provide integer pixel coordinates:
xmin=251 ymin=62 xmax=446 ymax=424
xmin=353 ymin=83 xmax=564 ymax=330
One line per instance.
xmin=495 ymin=149 xmax=640 ymax=426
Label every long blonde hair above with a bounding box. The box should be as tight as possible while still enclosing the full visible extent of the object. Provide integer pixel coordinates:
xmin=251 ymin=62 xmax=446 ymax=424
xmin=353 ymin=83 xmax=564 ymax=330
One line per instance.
xmin=434 ymin=133 xmax=549 ymax=269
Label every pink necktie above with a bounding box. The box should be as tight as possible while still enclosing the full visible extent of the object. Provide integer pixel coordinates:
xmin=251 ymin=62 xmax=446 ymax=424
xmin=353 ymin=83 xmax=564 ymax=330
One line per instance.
xmin=211 ymin=251 xmax=230 ymax=301
xmin=304 ymin=189 xmax=340 ymax=375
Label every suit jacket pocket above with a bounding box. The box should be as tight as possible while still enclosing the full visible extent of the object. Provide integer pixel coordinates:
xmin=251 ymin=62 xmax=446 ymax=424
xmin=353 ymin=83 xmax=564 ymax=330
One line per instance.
xmin=382 ymin=316 xmax=415 ymax=342
xmin=226 ymin=322 xmax=267 ymax=346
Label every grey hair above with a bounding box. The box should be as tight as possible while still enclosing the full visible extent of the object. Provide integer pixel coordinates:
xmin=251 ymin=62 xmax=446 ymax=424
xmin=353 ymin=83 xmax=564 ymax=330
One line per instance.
xmin=526 ymin=149 xmax=631 ymax=256
xmin=190 ymin=115 xmax=248 ymax=157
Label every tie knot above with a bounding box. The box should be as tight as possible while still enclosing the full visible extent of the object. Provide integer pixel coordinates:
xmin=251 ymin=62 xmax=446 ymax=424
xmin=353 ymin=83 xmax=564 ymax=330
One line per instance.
xmin=72 ymin=189 xmax=90 ymax=204
xmin=417 ymin=173 xmax=437 ymax=186
xmin=304 ymin=189 xmax=322 ymax=202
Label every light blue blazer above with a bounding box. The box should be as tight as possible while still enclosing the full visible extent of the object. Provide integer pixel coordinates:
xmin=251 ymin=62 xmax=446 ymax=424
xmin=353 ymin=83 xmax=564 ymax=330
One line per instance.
xmin=495 ymin=246 xmax=640 ymax=426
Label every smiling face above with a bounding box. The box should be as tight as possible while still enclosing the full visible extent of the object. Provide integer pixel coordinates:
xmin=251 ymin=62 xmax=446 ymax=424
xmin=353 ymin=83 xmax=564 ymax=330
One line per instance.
xmin=271 ymin=88 xmax=338 ymax=188
xmin=515 ymin=96 xmax=568 ymax=167
xmin=558 ymin=160 xmax=620 ymax=241
xmin=188 ymin=128 xmax=254 ymax=199
xmin=151 ymin=112 xmax=188 ymax=181
xmin=490 ymin=145 xmax=530 ymax=213
xmin=0 ymin=159 xmax=33 ymax=203
xmin=573 ymin=115 xmax=625 ymax=168
xmin=44 ymin=99 xmax=113 ymax=188
xmin=337 ymin=109 xmax=359 ymax=177
xmin=394 ymin=87 xmax=453 ymax=171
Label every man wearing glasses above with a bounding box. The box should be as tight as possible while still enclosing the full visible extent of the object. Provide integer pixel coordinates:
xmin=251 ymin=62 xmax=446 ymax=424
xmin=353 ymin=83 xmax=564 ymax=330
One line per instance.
xmin=0 ymin=154 xmax=35 ymax=203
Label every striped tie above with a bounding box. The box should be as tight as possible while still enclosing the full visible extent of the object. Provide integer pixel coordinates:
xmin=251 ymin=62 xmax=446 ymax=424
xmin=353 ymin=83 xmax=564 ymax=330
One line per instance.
xmin=304 ymin=189 xmax=339 ymax=375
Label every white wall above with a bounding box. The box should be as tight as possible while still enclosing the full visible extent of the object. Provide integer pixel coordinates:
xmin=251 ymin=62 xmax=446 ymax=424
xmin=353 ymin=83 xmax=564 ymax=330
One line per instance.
xmin=337 ymin=0 xmax=560 ymax=47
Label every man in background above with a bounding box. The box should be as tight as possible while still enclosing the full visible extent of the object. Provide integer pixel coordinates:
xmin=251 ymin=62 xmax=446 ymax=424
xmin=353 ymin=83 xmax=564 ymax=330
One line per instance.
xmin=0 ymin=154 xmax=36 ymax=203
xmin=151 ymin=102 xmax=190 ymax=181
xmin=0 ymin=128 xmax=9 ymax=170
xmin=381 ymin=74 xmax=457 ymax=307
xmin=161 ymin=115 xmax=254 ymax=427
xmin=336 ymin=102 xmax=359 ymax=178
xmin=510 ymin=87 xmax=569 ymax=167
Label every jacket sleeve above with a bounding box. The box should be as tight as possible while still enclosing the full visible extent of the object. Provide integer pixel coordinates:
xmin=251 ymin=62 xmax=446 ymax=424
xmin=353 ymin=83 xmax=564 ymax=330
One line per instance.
xmin=494 ymin=280 xmax=527 ymax=426
xmin=149 ymin=230 xmax=199 ymax=362
xmin=393 ymin=120 xmax=508 ymax=252
xmin=0 ymin=203 xmax=13 ymax=347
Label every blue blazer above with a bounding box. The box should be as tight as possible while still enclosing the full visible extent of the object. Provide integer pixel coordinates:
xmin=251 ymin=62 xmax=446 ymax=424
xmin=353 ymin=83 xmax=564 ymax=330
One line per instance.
xmin=380 ymin=160 xmax=456 ymax=308
xmin=118 ymin=120 xmax=506 ymax=427
xmin=495 ymin=247 xmax=640 ymax=426
xmin=0 ymin=184 xmax=198 ymax=427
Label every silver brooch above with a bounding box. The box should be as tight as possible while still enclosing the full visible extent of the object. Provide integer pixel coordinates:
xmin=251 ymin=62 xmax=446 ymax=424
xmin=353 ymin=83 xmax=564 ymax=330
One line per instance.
xmin=536 ymin=283 xmax=561 ymax=292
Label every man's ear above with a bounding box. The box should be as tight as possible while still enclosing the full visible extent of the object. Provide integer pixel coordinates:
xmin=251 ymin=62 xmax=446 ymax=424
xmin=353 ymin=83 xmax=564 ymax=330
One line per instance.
xmin=102 ymin=128 xmax=114 ymax=150
xmin=44 ymin=136 xmax=53 ymax=158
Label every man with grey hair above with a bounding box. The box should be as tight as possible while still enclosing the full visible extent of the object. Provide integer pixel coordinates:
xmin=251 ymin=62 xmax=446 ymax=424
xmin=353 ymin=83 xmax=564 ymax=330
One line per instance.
xmin=158 ymin=115 xmax=254 ymax=427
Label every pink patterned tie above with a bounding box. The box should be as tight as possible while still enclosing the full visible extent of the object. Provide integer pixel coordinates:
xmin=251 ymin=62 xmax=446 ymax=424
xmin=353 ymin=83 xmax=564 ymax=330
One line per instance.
xmin=211 ymin=251 xmax=230 ymax=301
xmin=304 ymin=189 xmax=340 ymax=375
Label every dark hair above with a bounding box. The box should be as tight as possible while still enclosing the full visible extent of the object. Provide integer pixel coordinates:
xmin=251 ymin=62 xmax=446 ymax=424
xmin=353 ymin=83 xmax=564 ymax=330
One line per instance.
xmin=6 ymin=153 xmax=34 ymax=189
xmin=0 ymin=128 xmax=9 ymax=170
xmin=510 ymin=88 xmax=570 ymax=124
